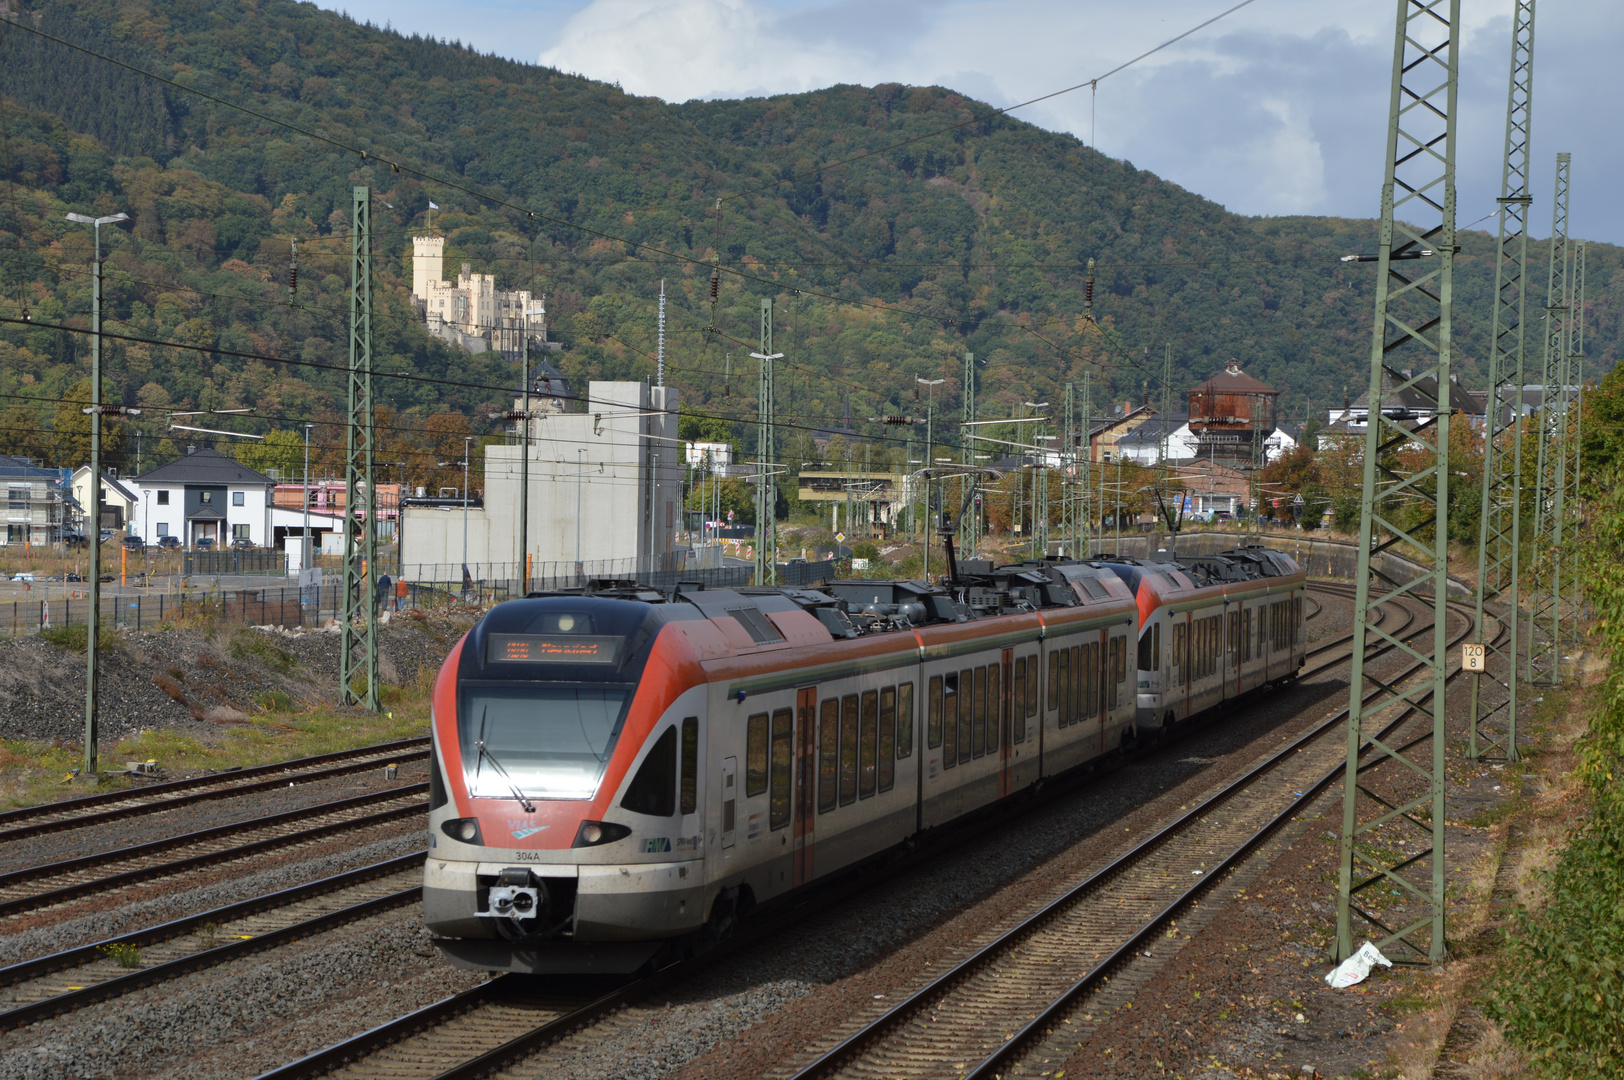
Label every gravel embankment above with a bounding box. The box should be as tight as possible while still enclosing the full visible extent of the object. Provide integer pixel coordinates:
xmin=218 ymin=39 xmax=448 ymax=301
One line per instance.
xmin=0 ymin=614 xmax=466 ymax=748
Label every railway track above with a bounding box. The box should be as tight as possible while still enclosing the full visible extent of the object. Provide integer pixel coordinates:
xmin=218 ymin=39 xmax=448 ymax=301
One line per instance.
xmin=780 ymin=591 xmax=1489 ymax=1080
xmin=0 ymin=785 xmax=427 ymax=920
xmin=0 ymin=853 xmax=425 ymax=1029
xmin=0 ymin=738 xmax=429 ymax=845
xmin=250 ymin=580 xmax=1379 ymax=1079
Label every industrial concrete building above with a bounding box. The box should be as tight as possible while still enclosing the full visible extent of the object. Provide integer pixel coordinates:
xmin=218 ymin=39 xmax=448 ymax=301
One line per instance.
xmin=399 ymin=382 xmax=682 ymax=579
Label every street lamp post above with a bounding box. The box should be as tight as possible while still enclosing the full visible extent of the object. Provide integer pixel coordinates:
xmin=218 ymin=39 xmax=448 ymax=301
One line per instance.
xmin=462 ymin=435 xmax=473 ymax=580
xmin=65 ymin=209 xmax=128 ymax=779
xmin=519 ymin=306 xmax=545 ymax=594
xmin=575 ymin=448 xmax=586 ymax=575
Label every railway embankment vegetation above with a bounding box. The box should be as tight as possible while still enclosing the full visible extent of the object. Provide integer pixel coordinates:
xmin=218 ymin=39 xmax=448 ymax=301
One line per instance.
xmin=0 ymin=608 xmax=471 ymax=808
xmin=1483 ymin=470 xmax=1624 ymax=1076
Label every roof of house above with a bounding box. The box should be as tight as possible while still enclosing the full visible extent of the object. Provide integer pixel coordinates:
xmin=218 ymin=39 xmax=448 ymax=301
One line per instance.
xmin=1116 ymin=415 xmax=1192 ymax=446
xmin=0 ymin=456 xmax=63 ymax=481
xmin=133 ymin=447 xmax=274 ymax=487
xmin=1347 ymin=371 xmax=1486 ymax=417
xmin=73 ymin=466 xmax=137 ymax=502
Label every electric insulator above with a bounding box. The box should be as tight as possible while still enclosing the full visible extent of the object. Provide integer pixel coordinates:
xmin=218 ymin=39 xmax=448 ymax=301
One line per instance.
xmin=1084 ymin=278 xmax=1093 ymax=305
xmin=710 ymin=270 xmax=719 ymax=301
xmin=289 ymin=267 xmax=298 ymax=292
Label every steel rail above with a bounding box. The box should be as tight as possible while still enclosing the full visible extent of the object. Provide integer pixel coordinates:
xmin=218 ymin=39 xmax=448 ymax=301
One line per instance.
xmin=785 ymin=592 xmax=1480 ymax=1080
xmin=0 ymin=738 xmax=429 ymax=843
xmin=0 ymin=884 xmax=421 ymax=1030
xmin=0 ymin=852 xmax=424 ymax=993
xmin=0 ymin=787 xmax=427 ymax=920
xmin=258 ymin=578 xmax=1372 ymax=1080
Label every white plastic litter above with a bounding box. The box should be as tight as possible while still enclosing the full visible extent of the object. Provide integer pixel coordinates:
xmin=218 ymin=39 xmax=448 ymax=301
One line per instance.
xmin=1324 ymin=941 xmax=1392 ymax=988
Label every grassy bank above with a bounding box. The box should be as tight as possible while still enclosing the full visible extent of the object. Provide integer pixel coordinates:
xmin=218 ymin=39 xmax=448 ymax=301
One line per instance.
xmin=1482 ymin=478 xmax=1624 ymax=1076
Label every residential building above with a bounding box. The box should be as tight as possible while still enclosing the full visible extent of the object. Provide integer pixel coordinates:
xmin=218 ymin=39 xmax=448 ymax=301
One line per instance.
xmin=1087 ymin=403 xmax=1157 ymax=462
xmin=1114 ymin=415 xmax=1198 ymax=466
xmin=129 ymin=447 xmax=275 ymax=549
xmin=411 ymin=236 xmax=549 ymax=358
xmin=69 ymin=467 xmax=137 ymax=533
xmin=0 ymin=457 xmax=70 ymax=545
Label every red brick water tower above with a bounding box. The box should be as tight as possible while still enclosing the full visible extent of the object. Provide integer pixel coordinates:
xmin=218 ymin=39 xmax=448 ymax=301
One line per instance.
xmin=1187 ymin=361 xmax=1278 ymax=463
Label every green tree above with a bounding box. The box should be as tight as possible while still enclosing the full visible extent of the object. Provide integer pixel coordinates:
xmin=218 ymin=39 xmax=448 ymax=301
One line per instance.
xmin=235 ymin=429 xmax=306 ymax=480
xmin=53 ymin=378 xmax=127 ymax=471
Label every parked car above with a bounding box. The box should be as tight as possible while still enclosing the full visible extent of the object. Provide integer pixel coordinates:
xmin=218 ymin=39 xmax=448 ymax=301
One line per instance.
xmin=64 ymin=572 xmax=84 ymax=582
xmin=194 ymin=537 xmax=215 ymax=551
xmin=11 ymin=572 xmax=35 ymax=582
xmin=156 ymin=535 xmax=181 ymax=550
xmin=230 ymin=537 xmax=255 ymax=551
xmin=99 ymin=529 xmax=115 ymax=544
xmin=121 ymin=535 xmax=146 ymax=552
xmin=63 ymin=531 xmax=87 ymax=548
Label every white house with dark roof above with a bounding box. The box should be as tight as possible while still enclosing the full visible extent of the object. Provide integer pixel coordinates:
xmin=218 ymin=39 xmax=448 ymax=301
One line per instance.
xmin=69 ymin=467 xmax=137 ymax=533
xmin=128 ymin=447 xmax=275 ymax=550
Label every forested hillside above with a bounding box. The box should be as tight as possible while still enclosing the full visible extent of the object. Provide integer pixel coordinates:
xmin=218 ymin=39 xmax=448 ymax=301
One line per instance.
xmin=0 ymin=0 xmax=1619 ymax=486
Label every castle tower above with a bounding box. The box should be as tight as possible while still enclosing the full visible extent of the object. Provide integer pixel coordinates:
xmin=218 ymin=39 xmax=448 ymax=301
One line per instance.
xmin=411 ymin=236 xmax=445 ymax=302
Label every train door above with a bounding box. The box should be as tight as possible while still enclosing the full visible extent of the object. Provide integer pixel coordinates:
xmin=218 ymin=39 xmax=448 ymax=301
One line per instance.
xmin=721 ymin=757 xmax=738 ymax=850
xmin=793 ymin=687 xmax=817 ymax=887
xmin=999 ymin=647 xmax=1013 ymax=797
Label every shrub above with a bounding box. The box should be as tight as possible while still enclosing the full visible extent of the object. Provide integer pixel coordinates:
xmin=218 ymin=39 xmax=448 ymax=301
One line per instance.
xmin=99 ymin=942 xmax=141 ymax=968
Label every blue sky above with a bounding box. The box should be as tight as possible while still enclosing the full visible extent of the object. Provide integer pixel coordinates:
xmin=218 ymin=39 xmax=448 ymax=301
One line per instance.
xmin=327 ymin=0 xmax=1624 ymax=245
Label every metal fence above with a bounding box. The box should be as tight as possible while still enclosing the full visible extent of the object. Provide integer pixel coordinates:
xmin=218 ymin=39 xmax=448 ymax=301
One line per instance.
xmin=183 ymin=551 xmax=289 ymax=576
xmin=2 ymin=557 xmax=840 ymax=637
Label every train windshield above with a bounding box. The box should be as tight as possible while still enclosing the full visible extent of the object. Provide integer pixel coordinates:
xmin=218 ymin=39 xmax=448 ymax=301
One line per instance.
xmin=459 ymin=684 xmax=634 ymax=800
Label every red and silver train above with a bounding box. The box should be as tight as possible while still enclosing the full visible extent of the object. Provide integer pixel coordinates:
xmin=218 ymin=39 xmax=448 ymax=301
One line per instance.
xmin=424 ymin=547 xmax=1306 ymax=974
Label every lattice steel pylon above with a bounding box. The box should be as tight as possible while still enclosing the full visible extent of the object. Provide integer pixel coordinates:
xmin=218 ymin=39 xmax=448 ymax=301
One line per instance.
xmin=1468 ymin=0 xmax=1535 ymax=763
xmin=1563 ymin=240 xmax=1587 ymax=645
xmin=1527 ymin=153 xmax=1572 ymax=686
xmin=961 ymin=352 xmax=980 ymax=551
xmin=340 ymin=186 xmax=380 ymax=710
xmin=1061 ymin=381 xmax=1078 ymax=557
xmin=753 ymin=299 xmax=778 ymax=585
xmin=1334 ymin=0 xmax=1459 ymax=966
xmin=1080 ymin=373 xmax=1093 ymax=558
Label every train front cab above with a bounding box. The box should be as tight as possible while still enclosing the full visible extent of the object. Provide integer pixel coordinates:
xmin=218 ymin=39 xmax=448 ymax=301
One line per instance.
xmin=425 ymin=597 xmax=722 ymax=975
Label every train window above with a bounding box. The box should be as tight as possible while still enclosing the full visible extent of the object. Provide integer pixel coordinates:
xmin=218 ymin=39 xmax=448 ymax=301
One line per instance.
xmin=928 ymin=675 xmax=944 ymax=749
xmin=1258 ymin=604 xmax=1269 ymax=652
xmin=620 ymin=727 xmax=677 ymax=817
xmin=958 ymin=668 xmax=974 ymax=764
xmin=1048 ymin=651 xmax=1060 ymax=713
xmin=859 ymin=690 xmax=879 ymax=798
xmin=769 ymin=709 xmax=792 ymax=830
xmin=1087 ymin=643 xmax=1098 ymax=718
xmin=1065 ymin=649 xmax=1078 ymax=724
xmin=818 ymin=699 xmax=838 ymax=813
xmin=971 ymin=667 xmax=986 ymax=759
xmin=985 ymin=664 xmax=1000 ymax=756
xmin=840 ymin=695 xmax=859 ymax=806
xmin=878 ymin=687 xmax=897 ymax=792
xmin=1058 ymin=649 xmax=1071 ymax=724
xmin=1012 ymin=658 xmax=1026 ymax=731
xmin=1243 ymin=609 xmax=1252 ymax=662
xmin=681 ymin=717 xmax=699 ymax=815
xmin=745 ymin=713 xmax=769 ymax=797
xmin=1138 ymin=630 xmax=1153 ymax=673
xmin=897 ymin=683 xmax=915 ymax=759
xmin=1154 ymin=622 xmax=1161 ymax=671
xmin=1108 ymin=638 xmax=1120 ymax=710
xmin=943 ymin=674 xmax=958 ymax=768
xmin=1026 ymin=655 xmax=1039 ymax=719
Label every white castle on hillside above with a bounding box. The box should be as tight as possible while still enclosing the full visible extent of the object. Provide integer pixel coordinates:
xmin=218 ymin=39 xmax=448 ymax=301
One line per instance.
xmin=411 ymin=235 xmax=549 ymax=358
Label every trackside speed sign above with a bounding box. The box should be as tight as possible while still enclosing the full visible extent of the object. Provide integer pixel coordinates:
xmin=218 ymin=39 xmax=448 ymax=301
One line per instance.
xmin=1461 ymin=643 xmax=1486 ymax=672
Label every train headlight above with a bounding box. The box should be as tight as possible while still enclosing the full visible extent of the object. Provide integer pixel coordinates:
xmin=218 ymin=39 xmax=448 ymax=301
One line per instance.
xmin=573 ymin=820 xmax=632 ymax=847
xmin=441 ymin=817 xmax=483 ymax=844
